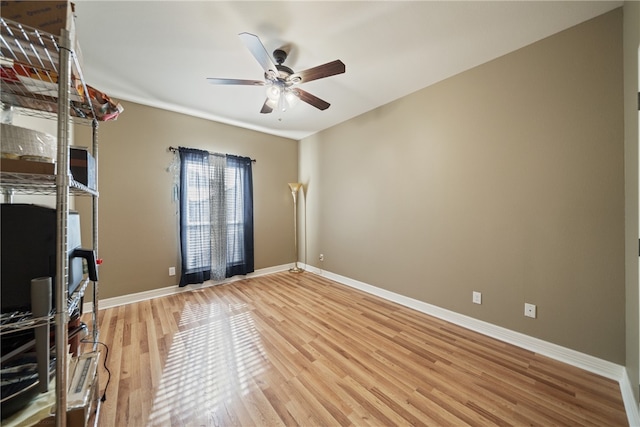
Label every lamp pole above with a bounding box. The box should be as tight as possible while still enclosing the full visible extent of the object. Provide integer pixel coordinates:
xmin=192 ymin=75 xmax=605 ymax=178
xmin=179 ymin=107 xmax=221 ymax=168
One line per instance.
xmin=288 ymin=183 xmax=303 ymax=273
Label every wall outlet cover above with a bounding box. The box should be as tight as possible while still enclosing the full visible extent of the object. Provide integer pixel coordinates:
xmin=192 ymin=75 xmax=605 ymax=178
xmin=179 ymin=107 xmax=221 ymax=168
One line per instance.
xmin=524 ymin=303 xmax=537 ymax=318
xmin=472 ymin=291 xmax=482 ymax=304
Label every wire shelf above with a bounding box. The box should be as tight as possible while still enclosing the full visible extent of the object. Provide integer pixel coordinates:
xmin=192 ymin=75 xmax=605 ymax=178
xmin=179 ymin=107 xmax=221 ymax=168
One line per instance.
xmin=0 ymin=171 xmax=98 ymax=197
xmin=0 ymin=279 xmax=90 ymax=336
xmin=1 ymin=17 xmax=121 ymax=123
xmin=0 ymin=17 xmax=97 ymax=122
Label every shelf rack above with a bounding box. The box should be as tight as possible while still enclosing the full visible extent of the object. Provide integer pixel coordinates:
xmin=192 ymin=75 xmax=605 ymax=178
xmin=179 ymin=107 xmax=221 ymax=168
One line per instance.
xmin=1 ymin=15 xmax=107 ymax=427
xmin=1 ymin=171 xmax=98 ymax=198
xmin=0 ymin=279 xmax=89 ymax=339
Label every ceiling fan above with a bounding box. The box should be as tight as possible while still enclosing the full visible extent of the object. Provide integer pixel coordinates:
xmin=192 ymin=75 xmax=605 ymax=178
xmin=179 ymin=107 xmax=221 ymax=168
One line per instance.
xmin=207 ymin=32 xmax=346 ymax=114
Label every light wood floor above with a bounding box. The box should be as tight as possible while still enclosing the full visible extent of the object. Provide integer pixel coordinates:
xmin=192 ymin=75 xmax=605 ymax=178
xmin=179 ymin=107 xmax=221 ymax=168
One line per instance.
xmin=86 ymin=272 xmax=628 ymax=426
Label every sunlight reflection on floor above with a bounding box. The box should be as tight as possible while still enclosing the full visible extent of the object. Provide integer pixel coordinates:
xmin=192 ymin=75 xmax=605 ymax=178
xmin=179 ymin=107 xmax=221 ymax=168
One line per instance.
xmin=148 ymin=300 xmax=267 ymax=425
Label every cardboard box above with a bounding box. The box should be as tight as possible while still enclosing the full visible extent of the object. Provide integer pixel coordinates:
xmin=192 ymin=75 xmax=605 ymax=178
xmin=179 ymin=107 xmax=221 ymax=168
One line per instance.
xmin=1 ymin=1 xmax=76 ymax=41
xmin=0 ymin=157 xmax=55 ymax=175
xmin=69 ymin=147 xmax=95 ymax=190
xmin=1 ymin=1 xmax=82 ymax=73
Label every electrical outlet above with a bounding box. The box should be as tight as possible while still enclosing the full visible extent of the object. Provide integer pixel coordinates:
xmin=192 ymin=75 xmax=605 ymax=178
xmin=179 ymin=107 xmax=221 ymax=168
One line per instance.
xmin=524 ymin=303 xmax=537 ymax=318
xmin=169 ymin=267 xmax=176 ymax=276
xmin=319 ymin=254 xmax=324 ymax=262
xmin=472 ymin=291 xmax=482 ymax=304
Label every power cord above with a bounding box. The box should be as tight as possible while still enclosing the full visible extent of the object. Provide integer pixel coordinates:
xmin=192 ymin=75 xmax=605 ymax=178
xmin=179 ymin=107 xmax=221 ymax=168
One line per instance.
xmin=80 ymin=338 xmax=111 ymax=402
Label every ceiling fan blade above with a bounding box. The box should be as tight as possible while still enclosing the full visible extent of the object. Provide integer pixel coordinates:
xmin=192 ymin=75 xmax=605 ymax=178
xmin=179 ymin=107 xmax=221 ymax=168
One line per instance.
xmin=260 ymin=100 xmax=273 ymax=114
xmin=206 ymin=78 xmax=265 ymax=86
xmin=295 ymin=89 xmax=331 ymax=111
xmin=238 ymin=32 xmax=278 ymax=75
xmin=289 ymin=60 xmax=345 ymax=84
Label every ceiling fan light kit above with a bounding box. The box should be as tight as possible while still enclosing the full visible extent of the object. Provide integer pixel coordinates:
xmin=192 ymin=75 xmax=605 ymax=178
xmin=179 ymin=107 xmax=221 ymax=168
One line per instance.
xmin=207 ymin=32 xmax=345 ymax=114
xmin=265 ymin=82 xmax=300 ymax=112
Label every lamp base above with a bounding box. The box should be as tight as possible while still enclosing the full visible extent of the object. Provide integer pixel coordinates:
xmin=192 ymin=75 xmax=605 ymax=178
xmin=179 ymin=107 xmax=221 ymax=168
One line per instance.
xmin=289 ymin=266 xmax=304 ymax=274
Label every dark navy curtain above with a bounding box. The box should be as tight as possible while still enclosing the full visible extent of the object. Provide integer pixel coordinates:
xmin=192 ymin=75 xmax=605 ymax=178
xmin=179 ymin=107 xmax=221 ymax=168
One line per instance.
xmin=225 ymin=155 xmax=255 ymax=277
xmin=178 ymin=147 xmax=211 ymax=286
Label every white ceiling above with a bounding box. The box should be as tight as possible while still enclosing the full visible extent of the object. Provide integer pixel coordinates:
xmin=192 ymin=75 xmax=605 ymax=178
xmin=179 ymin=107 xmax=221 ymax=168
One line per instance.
xmin=73 ymin=1 xmax=621 ymax=141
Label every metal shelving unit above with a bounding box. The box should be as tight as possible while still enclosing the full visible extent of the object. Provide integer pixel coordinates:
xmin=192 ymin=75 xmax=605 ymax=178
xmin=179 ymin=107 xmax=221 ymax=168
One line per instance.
xmin=1 ymin=171 xmax=98 ymax=198
xmin=1 ymin=16 xmax=104 ymax=427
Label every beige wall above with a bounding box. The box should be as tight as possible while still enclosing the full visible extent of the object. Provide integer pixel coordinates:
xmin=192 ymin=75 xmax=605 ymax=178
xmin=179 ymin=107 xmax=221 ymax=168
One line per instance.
xmin=75 ymin=101 xmax=298 ymax=300
xmin=68 ymin=6 xmax=634 ymax=369
xmin=300 ymin=9 xmax=625 ymax=363
xmin=623 ymin=0 xmax=640 ymax=405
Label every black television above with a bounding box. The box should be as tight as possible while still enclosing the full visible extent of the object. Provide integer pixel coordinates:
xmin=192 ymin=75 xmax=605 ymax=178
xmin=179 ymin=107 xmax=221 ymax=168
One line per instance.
xmin=0 ymin=204 xmax=99 ymax=419
xmin=0 ymin=203 xmax=97 ymax=313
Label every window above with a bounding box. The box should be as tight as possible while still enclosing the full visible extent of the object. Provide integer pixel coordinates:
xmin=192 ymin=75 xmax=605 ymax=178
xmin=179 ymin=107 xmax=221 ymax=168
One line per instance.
xmin=183 ymin=156 xmax=211 ymax=273
xmin=178 ymin=148 xmax=254 ymax=286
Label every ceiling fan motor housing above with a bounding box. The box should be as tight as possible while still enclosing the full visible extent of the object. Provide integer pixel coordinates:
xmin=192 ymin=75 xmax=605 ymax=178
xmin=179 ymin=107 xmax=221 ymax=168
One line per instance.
xmin=273 ymin=49 xmax=294 ymax=79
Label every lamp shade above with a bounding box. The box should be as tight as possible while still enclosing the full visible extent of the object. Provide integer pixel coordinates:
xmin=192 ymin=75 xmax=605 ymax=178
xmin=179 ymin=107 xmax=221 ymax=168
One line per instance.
xmin=288 ymin=182 xmax=303 ymax=193
xmin=266 ymin=84 xmax=281 ymax=101
xmin=284 ymin=89 xmax=300 ymax=108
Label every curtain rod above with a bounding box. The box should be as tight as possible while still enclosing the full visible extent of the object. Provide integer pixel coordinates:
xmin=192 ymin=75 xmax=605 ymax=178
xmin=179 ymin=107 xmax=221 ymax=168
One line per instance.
xmin=168 ymin=146 xmax=256 ymax=163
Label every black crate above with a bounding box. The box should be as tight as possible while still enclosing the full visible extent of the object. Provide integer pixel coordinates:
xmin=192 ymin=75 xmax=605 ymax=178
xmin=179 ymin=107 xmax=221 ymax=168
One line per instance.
xmin=69 ymin=147 xmax=96 ymax=190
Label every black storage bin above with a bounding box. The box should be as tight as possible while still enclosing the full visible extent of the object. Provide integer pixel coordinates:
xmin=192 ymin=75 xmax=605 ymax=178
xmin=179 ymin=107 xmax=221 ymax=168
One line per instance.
xmin=69 ymin=147 xmax=96 ymax=190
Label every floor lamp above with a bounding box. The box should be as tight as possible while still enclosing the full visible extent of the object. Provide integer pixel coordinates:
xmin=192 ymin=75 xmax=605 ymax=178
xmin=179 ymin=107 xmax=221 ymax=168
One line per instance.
xmin=288 ymin=182 xmax=304 ymax=273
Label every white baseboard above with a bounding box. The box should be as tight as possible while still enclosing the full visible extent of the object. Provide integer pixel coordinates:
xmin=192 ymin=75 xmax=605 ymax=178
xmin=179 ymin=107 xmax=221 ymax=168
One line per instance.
xmin=84 ymin=262 xmax=640 ymax=426
xmin=302 ymin=264 xmax=640 ymax=427
xmin=621 ymin=371 xmax=640 ymax=427
xmin=82 ymin=263 xmax=293 ymax=312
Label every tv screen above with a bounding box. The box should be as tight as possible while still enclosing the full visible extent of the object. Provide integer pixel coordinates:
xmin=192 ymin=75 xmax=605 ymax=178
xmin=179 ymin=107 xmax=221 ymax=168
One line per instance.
xmin=1 ymin=204 xmax=83 ymax=313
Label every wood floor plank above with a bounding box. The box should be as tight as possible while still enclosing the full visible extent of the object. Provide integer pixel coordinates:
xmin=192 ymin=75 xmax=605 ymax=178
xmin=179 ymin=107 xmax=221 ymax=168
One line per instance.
xmin=97 ymin=304 xmax=126 ymax=427
xmin=86 ymin=271 xmax=628 ymax=426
